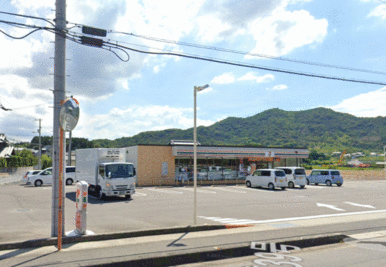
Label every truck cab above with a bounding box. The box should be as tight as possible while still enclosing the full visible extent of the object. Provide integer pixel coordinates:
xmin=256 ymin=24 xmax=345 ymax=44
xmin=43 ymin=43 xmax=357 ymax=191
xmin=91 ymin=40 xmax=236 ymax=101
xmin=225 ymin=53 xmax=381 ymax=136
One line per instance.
xmin=95 ymin=162 xmax=136 ymax=199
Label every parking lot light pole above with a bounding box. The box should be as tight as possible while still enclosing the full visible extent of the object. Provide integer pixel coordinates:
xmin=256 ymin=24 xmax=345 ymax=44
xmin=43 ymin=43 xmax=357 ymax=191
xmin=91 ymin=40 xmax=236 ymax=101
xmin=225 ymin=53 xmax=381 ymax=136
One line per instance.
xmin=383 ymin=146 xmax=386 ymax=176
xmin=194 ymin=84 xmax=209 ymax=225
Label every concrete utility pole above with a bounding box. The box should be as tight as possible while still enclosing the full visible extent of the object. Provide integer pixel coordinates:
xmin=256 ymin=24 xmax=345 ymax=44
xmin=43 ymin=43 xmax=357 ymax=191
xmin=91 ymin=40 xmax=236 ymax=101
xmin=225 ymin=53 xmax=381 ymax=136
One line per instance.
xmin=35 ymin=119 xmax=42 ymax=170
xmin=52 ymin=0 xmax=67 ymax=238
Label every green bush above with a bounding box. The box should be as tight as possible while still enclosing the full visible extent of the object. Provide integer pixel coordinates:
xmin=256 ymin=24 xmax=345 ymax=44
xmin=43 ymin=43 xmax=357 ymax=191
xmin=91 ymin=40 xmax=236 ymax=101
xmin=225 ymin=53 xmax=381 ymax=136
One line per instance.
xmin=41 ymin=154 xmax=52 ymax=169
xmin=0 ymin=158 xmax=7 ymax=168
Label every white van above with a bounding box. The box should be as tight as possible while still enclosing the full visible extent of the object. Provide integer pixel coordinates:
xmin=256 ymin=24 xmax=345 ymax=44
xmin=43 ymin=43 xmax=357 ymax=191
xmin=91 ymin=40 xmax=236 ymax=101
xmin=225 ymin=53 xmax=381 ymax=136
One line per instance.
xmin=276 ymin=167 xmax=307 ymax=189
xmin=245 ymin=169 xmax=288 ymax=190
xmin=27 ymin=166 xmax=76 ymax=187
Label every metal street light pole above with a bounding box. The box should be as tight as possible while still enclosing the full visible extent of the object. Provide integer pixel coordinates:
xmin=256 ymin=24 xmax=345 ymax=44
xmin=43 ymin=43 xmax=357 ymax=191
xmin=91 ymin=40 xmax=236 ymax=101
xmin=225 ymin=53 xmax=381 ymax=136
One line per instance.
xmin=35 ymin=119 xmax=42 ymax=170
xmin=383 ymin=146 xmax=386 ymax=176
xmin=193 ymin=84 xmax=209 ymax=225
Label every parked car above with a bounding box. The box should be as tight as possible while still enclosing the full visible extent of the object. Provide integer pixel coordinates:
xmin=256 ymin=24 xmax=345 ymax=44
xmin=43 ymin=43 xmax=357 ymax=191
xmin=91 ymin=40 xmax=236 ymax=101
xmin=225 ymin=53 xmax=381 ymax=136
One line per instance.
xmin=275 ymin=167 xmax=307 ymax=189
xmin=22 ymin=170 xmax=42 ymax=184
xmin=307 ymin=169 xmax=343 ymax=186
xmin=27 ymin=166 xmax=76 ymax=187
xmin=245 ymin=169 xmax=288 ymax=190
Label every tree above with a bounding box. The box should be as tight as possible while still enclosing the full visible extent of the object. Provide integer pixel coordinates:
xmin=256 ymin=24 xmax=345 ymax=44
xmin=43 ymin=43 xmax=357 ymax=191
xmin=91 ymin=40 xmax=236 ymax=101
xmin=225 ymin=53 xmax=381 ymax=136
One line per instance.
xmin=19 ymin=149 xmax=38 ymax=166
xmin=41 ymin=154 xmax=52 ymax=170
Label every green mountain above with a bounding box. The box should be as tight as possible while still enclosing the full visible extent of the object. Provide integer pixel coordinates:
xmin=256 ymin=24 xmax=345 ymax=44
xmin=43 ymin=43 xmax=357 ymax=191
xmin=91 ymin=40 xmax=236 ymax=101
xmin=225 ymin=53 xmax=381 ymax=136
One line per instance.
xmin=91 ymin=107 xmax=386 ymax=153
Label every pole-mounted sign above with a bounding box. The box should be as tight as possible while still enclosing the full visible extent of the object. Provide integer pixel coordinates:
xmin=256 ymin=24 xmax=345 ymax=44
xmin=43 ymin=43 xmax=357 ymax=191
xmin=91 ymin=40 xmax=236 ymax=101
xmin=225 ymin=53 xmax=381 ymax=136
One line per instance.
xmin=58 ymin=97 xmax=79 ymax=251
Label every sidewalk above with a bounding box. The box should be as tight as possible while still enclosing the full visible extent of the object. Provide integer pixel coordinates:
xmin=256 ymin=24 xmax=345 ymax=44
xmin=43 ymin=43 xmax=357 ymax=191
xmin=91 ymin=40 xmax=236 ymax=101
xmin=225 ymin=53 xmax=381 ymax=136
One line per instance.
xmin=1 ymin=211 xmax=386 ymax=267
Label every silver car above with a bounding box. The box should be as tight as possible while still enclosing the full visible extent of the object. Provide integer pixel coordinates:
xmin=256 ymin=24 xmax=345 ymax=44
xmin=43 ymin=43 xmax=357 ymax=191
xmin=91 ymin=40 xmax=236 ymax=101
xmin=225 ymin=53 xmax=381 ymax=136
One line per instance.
xmin=22 ymin=170 xmax=42 ymax=184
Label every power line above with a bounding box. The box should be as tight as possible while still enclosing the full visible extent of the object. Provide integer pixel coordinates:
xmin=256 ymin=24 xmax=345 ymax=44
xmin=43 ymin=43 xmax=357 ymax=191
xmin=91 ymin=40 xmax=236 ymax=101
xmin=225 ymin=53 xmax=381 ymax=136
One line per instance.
xmin=2 ymin=17 xmax=386 ymax=86
xmin=103 ymin=40 xmax=386 ymax=86
xmin=0 ymin=11 xmax=55 ymax=27
xmin=2 ymin=10 xmax=386 ymax=76
xmin=109 ymin=31 xmax=386 ymax=76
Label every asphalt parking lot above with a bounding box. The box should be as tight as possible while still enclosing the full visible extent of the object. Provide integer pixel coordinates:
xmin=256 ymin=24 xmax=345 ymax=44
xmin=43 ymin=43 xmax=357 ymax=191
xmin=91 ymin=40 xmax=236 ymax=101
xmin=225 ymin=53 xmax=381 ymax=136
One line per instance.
xmin=1 ymin=180 xmax=386 ymax=243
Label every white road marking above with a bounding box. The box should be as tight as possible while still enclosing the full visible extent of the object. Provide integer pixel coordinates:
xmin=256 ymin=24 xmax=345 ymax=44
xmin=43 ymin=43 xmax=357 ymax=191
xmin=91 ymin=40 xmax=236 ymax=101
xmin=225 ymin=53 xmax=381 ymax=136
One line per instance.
xmin=135 ymin=192 xmax=147 ymax=196
xmin=199 ymin=209 xmax=386 ymax=225
xmin=344 ymin=202 xmax=375 ymax=209
xmin=212 ymin=187 xmax=246 ymax=193
xmin=198 ymin=216 xmax=258 ymax=225
xmin=242 ymin=187 xmax=275 ymax=192
xmin=147 ymin=188 xmax=183 ymax=194
xmin=317 ymin=203 xmax=345 ymax=211
xmin=176 ymin=187 xmax=217 ymax=194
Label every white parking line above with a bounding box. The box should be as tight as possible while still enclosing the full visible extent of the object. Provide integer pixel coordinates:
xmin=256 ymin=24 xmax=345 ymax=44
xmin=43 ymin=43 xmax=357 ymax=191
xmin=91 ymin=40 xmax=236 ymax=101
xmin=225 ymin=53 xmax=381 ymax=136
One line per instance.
xmin=147 ymin=188 xmax=183 ymax=194
xmin=175 ymin=187 xmax=217 ymax=194
xmin=305 ymin=186 xmax=324 ymax=189
xmin=344 ymin=202 xmax=375 ymax=209
xmin=212 ymin=187 xmax=247 ymax=194
xmin=199 ymin=209 xmax=386 ymax=225
xmin=135 ymin=192 xmax=147 ymax=196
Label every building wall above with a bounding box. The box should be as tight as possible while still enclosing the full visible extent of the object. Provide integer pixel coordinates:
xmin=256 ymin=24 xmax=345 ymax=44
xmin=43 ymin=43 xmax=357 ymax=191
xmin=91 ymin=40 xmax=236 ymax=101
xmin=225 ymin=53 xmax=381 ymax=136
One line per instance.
xmin=137 ymin=146 xmax=175 ymax=186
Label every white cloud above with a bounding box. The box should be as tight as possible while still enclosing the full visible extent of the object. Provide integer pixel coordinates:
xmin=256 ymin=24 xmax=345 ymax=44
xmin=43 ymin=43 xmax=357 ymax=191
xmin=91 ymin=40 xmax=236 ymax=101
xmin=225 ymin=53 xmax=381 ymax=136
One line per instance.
xmin=268 ymin=84 xmax=288 ymax=90
xmin=75 ymin=105 xmax=216 ymax=139
xmin=197 ymin=87 xmax=213 ymax=94
xmin=368 ymin=4 xmax=386 ymax=20
xmin=238 ymin=72 xmax=275 ymax=83
xmin=247 ymin=9 xmax=328 ymax=57
xmin=330 ymin=87 xmax=386 ymax=117
xmin=211 ymin=72 xmax=236 ymax=84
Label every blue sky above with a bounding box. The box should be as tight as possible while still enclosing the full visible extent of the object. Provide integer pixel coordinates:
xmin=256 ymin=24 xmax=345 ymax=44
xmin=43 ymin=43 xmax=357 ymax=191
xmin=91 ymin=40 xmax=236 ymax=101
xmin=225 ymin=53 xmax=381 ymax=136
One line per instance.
xmin=1 ymin=0 xmax=386 ymax=142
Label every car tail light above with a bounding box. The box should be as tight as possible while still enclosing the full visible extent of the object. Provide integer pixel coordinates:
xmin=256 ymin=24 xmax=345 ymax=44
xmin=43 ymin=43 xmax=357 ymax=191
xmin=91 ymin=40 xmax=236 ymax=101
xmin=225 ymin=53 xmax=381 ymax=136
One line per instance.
xmin=24 ymin=175 xmax=27 ymax=179
xmin=332 ymin=176 xmax=335 ymax=179
xmin=275 ymin=177 xmax=277 ymax=182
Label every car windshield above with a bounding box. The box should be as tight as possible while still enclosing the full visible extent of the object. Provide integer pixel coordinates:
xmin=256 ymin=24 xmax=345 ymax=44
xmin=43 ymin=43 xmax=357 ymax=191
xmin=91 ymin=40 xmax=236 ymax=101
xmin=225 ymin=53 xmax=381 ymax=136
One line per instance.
xmin=275 ymin=171 xmax=286 ymax=177
xmin=105 ymin=164 xmax=134 ymax=179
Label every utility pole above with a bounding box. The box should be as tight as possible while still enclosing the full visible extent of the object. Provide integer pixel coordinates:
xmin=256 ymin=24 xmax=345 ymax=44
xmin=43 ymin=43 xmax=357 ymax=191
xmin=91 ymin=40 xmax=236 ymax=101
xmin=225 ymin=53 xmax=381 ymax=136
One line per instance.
xmin=52 ymin=0 xmax=66 ymax=238
xmin=35 ymin=119 xmax=42 ymax=170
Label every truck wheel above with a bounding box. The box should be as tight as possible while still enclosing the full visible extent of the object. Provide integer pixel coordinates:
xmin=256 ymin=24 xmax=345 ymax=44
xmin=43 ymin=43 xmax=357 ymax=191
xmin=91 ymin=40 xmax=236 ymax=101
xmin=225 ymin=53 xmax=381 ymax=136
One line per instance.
xmin=125 ymin=195 xmax=131 ymax=200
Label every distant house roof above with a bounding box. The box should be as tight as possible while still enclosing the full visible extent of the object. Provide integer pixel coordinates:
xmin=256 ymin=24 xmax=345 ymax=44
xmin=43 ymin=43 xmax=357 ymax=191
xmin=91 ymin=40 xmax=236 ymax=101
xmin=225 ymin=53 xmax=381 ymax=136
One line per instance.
xmin=0 ymin=146 xmax=14 ymax=158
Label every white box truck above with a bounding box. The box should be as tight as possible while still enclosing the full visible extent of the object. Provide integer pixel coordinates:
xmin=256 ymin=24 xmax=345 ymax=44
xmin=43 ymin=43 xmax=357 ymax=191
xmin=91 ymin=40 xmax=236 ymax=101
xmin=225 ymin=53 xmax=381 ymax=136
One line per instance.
xmin=75 ymin=148 xmax=136 ymax=200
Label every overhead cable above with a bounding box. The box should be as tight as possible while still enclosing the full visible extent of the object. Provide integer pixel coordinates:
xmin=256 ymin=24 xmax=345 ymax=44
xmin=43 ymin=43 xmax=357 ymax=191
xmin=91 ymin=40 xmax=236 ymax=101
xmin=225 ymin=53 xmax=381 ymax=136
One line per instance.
xmin=110 ymin=31 xmax=386 ymax=76
xmin=104 ymin=41 xmax=386 ymax=86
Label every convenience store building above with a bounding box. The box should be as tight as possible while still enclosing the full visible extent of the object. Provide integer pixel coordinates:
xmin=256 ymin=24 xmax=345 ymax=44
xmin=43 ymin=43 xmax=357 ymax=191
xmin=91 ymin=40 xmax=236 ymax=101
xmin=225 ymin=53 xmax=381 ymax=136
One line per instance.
xmin=125 ymin=143 xmax=309 ymax=186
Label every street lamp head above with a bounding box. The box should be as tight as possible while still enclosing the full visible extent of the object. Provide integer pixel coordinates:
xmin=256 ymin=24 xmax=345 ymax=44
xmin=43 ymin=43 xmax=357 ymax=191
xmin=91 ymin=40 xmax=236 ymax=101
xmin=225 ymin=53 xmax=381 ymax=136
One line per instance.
xmin=195 ymin=84 xmax=210 ymax=92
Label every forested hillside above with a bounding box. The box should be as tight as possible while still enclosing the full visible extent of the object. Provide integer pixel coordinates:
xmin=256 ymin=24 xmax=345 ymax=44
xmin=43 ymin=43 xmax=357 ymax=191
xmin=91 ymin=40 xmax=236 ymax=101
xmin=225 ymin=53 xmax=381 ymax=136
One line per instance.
xmin=28 ymin=108 xmax=386 ymax=153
